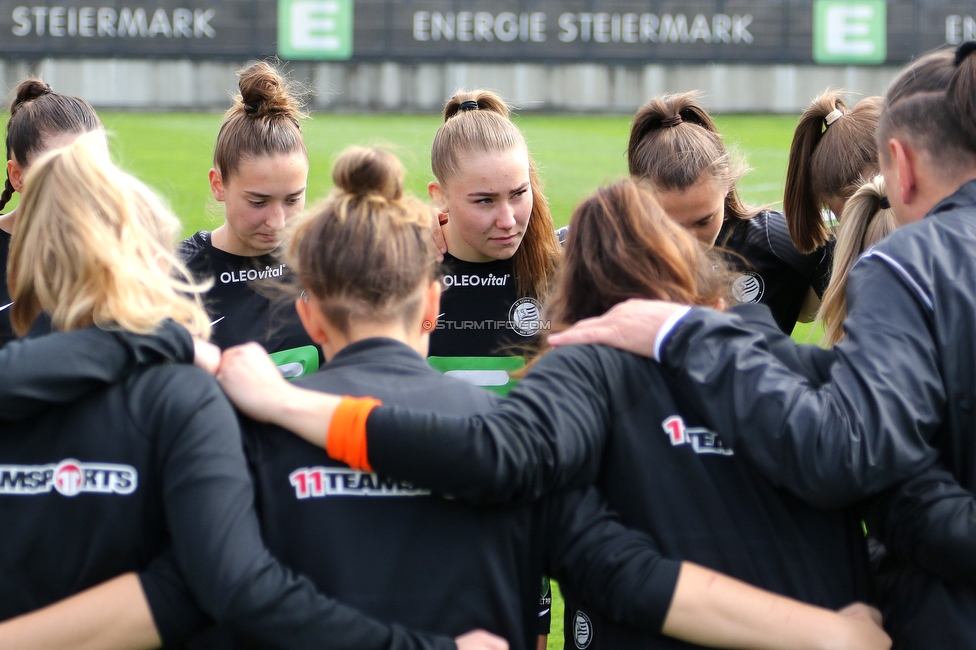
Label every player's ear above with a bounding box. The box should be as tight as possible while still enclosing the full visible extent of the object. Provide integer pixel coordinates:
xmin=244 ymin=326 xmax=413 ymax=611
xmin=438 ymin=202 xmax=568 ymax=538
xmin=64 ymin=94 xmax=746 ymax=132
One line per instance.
xmin=7 ymin=159 xmax=25 ymax=192
xmin=295 ymin=292 xmax=328 ymax=345
xmin=420 ymin=280 xmax=442 ymax=334
xmin=209 ymin=168 xmax=225 ymax=202
xmin=429 ymin=181 xmax=447 ymax=213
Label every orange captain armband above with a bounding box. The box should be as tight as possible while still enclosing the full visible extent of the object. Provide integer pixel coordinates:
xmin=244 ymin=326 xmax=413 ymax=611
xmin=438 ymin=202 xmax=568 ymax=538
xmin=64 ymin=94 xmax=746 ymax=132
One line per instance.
xmin=326 ymin=396 xmax=382 ymax=471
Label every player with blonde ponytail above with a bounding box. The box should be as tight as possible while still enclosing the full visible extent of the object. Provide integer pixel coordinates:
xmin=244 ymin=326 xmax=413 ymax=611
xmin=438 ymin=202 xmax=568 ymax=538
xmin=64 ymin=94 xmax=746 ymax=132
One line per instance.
xmin=427 ymin=90 xmax=561 ymax=396
xmin=817 ymin=176 xmax=896 ymax=346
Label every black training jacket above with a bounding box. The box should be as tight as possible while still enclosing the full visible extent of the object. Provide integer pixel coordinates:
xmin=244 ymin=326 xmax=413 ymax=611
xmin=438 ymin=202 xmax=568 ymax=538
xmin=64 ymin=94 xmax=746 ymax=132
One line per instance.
xmin=658 ymin=179 xmax=976 ymax=647
xmin=239 ymin=338 xmax=679 ymax=650
xmin=0 ymin=326 xmax=455 ymax=650
xmin=357 ymin=309 xmax=871 ymax=649
xmin=0 ymin=330 xmax=680 ymax=649
xmin=720 ymin=209 xmax=833 ymax=334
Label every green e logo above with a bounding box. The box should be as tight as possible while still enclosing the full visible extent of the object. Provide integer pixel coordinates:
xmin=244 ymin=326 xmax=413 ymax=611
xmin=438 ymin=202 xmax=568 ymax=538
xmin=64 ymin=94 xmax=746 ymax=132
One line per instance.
xmin=813 ymin=0 xmax=886 ymax=64
xmin=278 ymin=0 xmax=353 ymax=60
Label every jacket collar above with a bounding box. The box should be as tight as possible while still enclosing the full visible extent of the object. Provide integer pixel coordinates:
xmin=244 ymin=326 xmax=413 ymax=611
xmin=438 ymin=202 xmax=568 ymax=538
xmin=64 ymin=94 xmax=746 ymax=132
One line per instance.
xmin=326 ymin=337 xmax=430 ymax=373
xmin=929 ymin=177 xmax=976 ymax=217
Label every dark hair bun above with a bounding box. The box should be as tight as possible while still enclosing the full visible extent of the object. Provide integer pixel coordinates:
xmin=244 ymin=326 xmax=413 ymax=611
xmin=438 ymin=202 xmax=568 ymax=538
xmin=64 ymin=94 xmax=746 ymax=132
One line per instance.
xmin=10 ymin=78 xmax=52 ymax=114
xmin=237 ymin=61 xmax=302 ymax=119
xmin=332 ymin=146 xmax=404 ymax=200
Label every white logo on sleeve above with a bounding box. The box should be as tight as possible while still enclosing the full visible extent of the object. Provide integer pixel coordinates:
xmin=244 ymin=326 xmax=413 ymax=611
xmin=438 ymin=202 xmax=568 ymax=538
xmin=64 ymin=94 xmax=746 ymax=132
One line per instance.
xmin=662 ymin=415 xmax=733 ymax=456
xmin=0 ymin=459 xmax=138 ymax=496
xmin=573 ymin=610 xmax=593 ymax=649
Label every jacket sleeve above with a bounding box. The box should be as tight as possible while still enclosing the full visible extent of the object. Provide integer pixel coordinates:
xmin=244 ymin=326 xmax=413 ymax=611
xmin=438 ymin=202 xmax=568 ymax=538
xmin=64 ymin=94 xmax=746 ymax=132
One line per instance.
xmin=0 ymin=320 xmax=194 ymax=420
xmin=138 ymin=548 xmax=212 ymax=645
xmin=366 ymin=346 xmax=616 ymax=504
xmin=139 ymin=366 xmax=456 ymax=650
xmin=544 ymin=487 xmax=680 ymax=633
xmin=864 ymin=464 xmax=976 ymax=586
xmin=727 ymin=303 xmax=836 ymax=383
xmin=661 ymin=255 xmax=942 ymax=507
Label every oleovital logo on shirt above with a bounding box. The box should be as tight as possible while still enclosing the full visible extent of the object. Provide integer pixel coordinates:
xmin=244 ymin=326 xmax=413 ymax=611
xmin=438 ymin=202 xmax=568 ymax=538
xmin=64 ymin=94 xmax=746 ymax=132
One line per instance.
xmin=0 ymin=459 xmax=138 ymax=496
xmin=219 ymin=263 xmax=287 ymax=284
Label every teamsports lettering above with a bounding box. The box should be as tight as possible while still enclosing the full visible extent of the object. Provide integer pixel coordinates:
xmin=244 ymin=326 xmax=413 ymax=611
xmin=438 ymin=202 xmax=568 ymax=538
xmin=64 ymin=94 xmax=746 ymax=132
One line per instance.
xmin=441 ymin=273 xmax=510 ymax=288
xmin=662 ymin=415 xmax=733 ymax=456
xmin=219 ymin=263 xmax=286 ymax=284
xmin=289 ymin=467 xmax=431 ymax=499
xmin=0 ymin=459 xmax=138 ymax=496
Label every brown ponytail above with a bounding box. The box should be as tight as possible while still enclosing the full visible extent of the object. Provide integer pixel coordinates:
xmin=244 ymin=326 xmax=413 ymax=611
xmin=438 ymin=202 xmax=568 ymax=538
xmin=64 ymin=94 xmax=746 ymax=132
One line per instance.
xmin=819 ymin=175 xmax=897 ymax=346
xmin=213 ymin=61 xmax=307 ymax=181
xmin=784 ymin=90 xmax=881 ymax=253
xmin=546 ymin=178 xmax=726 ymax=330
xmin=2 ymin=78 xmax=101 ymax=212
xmin=627 ymin=92 xmax=754 ymax=225
xmin=287 ymin=147 xmax=436 ymax=334
xmin=431 ymin=89 xmax=560 ymax=300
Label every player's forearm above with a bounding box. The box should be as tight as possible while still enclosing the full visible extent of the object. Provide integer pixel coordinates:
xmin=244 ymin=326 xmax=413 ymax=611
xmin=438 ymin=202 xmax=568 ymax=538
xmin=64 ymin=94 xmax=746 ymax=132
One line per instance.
xmin=662 ymin=562 xmax=889 ymax=650
xmin=277 ymin=384 xmax=342 ymax=447
xmin=0 ymin=572 xmax=161 ymax=650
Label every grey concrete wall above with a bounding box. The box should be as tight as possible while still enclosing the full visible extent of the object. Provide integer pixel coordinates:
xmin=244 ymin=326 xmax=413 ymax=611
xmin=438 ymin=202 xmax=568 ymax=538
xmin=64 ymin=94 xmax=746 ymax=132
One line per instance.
xmin=0 ymin=58 xmax=902 ymax=113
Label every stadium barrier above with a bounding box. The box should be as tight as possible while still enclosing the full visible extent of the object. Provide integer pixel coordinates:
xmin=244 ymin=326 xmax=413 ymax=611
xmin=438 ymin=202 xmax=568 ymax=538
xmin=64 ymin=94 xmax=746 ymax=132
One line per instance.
xmin=0 ymin=0 xmax=966 ymax=111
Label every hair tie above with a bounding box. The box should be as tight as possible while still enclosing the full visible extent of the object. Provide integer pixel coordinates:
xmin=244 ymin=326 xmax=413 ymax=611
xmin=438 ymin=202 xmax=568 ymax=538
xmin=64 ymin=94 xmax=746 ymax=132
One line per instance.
xmin=824 ymin=109 xmax=844 ymax=126
xmin=879 ymin=196 xmax=891 ymax=210
xmin=660 ymin=115 xmax=683 ymax=128
xmin=956 ymin=40 xmax=976 ymax=65
xmin=459 ymin=99 xmax=480 ymax=112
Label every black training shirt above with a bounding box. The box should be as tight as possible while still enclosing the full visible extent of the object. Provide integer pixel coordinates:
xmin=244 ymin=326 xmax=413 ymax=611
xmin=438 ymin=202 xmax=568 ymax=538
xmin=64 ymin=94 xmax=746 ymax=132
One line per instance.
xmin=431 ymin=254 xmax=544 ymax=357
xmin=360 ymin=314 xmax=871 ymax=648
xmin=0 ymin=332 xmax=456 ymax=650
xmin=180 ymin=231 xmax=321 ymax=377
xmin=429 ymin=254 xmax=544 ymax=395
xmin=720 ymin=210 xmax=833 ymax=334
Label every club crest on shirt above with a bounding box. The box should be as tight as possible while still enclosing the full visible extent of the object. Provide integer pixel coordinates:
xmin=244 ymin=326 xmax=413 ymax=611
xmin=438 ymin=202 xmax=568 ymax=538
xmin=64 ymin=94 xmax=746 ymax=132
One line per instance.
xmin=509 ymin=297 xmax=543 ymax=337
xmin=573 ymin=610 xmax=593 ymax=649
xmin=730 ymin=271 xmax=764 ymax=304
xmin=0 ymin=459 xmax=138 ymax=496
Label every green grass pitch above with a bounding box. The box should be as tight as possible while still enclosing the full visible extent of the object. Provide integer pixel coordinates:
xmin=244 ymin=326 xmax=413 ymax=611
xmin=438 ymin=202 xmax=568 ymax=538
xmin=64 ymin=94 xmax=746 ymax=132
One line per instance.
xmin=11 ymin=109 xmax=819 ymax=647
